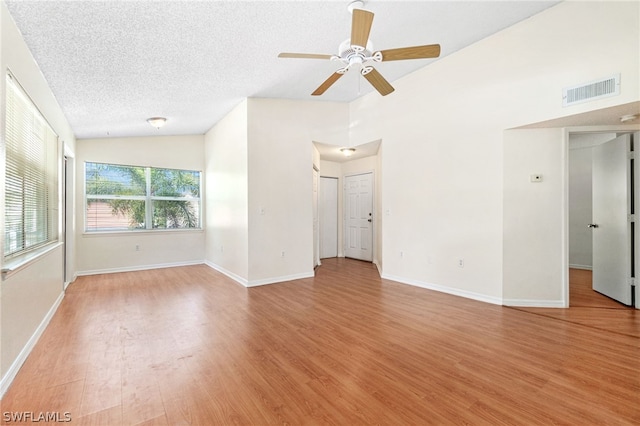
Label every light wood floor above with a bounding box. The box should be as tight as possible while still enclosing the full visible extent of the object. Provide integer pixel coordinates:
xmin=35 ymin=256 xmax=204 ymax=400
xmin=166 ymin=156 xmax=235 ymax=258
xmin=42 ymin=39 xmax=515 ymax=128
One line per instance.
xmin=516 ymin=268 xmax=638 ymax=338
xmin=1 ymin=259 xmax=638 ymax=425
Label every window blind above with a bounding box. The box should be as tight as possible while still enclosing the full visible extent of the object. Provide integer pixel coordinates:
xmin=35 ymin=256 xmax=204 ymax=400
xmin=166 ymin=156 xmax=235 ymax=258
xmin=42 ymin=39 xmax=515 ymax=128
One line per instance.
xmin=4 ymin=73 xmax=59 ymax=258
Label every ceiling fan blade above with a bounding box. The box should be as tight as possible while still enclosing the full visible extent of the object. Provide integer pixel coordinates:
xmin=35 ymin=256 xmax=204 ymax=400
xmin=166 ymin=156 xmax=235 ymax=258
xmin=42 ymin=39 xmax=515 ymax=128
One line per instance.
xmin=312 ymin=72 xmax=345 ymax=96
xmin=379 ymin=44 xmax=441 ymax=61
xmin=278 ymin=53 xmax=334 ymax=60
xmin=351 ymin=9 xmax=374 ymax=49
xmin=362 ymin=67 xmax=394 ymax=96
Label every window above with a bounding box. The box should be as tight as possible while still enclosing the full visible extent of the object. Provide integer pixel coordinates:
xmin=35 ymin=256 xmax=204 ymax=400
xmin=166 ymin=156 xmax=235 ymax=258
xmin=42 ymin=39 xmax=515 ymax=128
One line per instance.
xmin=4 ymin=73 xmax=59 ymax=259
xmin=85 ymin=162 xmax=201 ymax=232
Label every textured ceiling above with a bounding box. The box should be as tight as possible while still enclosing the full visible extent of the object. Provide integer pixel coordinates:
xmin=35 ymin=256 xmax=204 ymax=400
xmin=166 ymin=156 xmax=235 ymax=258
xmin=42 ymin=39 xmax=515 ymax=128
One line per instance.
xmin=5 ymin=0 xmax=560 ymax=139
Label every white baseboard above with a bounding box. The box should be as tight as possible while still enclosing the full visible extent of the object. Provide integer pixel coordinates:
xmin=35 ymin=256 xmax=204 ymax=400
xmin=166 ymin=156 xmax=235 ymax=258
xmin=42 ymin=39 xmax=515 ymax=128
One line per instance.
xmin=204 ymin=261 xmax=248 ymax=286
xmin=503 ymin=299 xmax=567 ymax=308
xmin=381 ymin=273 xmax=503 ymax=306
xmin=0 ymin=292 xmax=65 ymax=398
xmin=204 ymin=262 xmax=313 ymax=287
xmin=247 ymin=272 xmax=314 ymax=287
xmin=569 ymin=264 xmax=592 ymax=270
xmin=76 ymin=260 xmax=204 ymax=276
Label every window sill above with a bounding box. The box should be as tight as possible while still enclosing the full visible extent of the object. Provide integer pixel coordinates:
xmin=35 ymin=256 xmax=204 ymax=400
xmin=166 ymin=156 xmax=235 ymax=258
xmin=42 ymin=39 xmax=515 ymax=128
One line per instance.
xmin=82 ymin=228 xmax=204 ymax=237
xmin=2 ymin=242 xmax=64 ymax=281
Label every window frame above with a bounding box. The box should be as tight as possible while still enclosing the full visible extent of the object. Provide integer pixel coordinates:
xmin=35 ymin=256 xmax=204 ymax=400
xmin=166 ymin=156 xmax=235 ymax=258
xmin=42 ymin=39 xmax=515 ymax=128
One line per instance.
xmin=84 ymin=161 xmax=202 ymax=233
xmin=3 ymin=71 xmax=59 ymax=263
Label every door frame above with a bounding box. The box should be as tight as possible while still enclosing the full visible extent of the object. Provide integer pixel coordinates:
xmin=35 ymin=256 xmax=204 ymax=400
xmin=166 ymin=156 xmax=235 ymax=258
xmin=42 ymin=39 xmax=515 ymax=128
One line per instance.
xmin=319 ymin=176 xmax=339 ymax=259
xmin=313 ymin=165 xmax=320 ymax=269
xmin=63 ymin=144 xmax=75 ymax=290
xmin=563 ymin=126 xmax=640 ymax=309
xmin=343 ymin=170 xmax=375 ymax=262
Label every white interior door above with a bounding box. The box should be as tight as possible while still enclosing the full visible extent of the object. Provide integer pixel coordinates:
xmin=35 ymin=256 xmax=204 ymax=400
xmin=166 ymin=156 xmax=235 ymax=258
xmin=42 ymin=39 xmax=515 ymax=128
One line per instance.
xmin=344 ymin=172 xmax=373 ymax=261
xmin=592 ymin=133 xmax=632 ymax=305
xmin=320 ymin=177 xmax=338 ymax=258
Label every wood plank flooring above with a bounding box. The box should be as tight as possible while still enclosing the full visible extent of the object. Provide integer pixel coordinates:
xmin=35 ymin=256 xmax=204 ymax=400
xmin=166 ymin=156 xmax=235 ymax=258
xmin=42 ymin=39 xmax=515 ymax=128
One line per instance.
xmin=1 ymin=259 xmax=638 ymax=425
xmin=568 ymin=268 xmax=628 ymax=309
xmin=516 ymin=268 xmax=638 ymax=338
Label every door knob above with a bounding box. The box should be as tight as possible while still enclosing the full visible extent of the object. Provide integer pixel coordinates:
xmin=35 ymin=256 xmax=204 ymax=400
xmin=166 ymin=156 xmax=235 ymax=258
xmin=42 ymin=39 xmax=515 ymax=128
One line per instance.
xmin=587 ymin=223 xmax=599 ymax=228
xmin=368 ymin=218 xmax=372 ymax=222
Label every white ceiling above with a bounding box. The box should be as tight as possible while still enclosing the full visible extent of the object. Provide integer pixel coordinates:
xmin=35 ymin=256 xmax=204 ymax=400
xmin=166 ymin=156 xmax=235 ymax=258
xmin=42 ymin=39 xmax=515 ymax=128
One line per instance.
xmin=5 ymin=0 xmax=561 ymax=139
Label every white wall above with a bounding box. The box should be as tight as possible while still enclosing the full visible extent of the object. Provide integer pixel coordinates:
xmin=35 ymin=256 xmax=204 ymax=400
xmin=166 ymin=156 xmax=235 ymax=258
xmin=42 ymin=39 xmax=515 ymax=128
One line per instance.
xmin=247 ymin=98 xmax=348 ymax=285
xmin=204 ymin=100 xmax=249 ymax=283
xmin=568 ymin=133 xmax=617 ymax=269
xmin=0 ymin=1 xmax=76 ymax=390
xmin=503 ymin=128 xmax=566 ymax=306
xmin=75 ymin=135 xmax=205 ymax=274
xmin=349 ymin=1 xmax=639 ymax=304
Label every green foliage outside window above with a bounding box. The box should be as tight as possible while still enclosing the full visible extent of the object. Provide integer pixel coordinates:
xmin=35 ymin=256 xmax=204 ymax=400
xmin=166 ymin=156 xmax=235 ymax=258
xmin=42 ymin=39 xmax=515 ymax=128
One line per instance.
xmin=85 ymin=162 xmax=201 ymax=231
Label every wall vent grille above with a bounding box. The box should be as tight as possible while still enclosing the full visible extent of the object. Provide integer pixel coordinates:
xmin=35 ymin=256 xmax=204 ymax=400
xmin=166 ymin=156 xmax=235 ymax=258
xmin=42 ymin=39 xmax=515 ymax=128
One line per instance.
xmin=563 ymin=74 xmax=620 ymax=107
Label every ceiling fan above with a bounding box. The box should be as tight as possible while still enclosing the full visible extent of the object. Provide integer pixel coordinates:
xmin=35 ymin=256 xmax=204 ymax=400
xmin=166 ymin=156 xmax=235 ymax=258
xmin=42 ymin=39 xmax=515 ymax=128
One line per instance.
xmin=278 ymin=2 xmax=441 ymax=97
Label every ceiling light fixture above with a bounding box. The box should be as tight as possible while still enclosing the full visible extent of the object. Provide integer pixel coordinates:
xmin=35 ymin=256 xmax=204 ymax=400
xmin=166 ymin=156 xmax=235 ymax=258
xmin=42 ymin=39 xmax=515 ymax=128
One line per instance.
xmin=340 ymin=147 xmax=356 ymax=157
xmin=147 ymin=117 xmax=167 ymax=129
xmin=620 ymin=114 xmax=638 ymax=123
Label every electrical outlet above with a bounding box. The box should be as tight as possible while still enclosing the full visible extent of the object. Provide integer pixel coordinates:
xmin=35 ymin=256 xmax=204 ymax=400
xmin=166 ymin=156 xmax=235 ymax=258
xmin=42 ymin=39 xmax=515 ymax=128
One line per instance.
xmin=135 ymin=244 xmax=140 ymax=251
xmin=400 ymin=251 xmax=404 ymax=258
xmin=458 ymin=258 xmax=464 ymax=268
xmin=281 ymin=251 xmax=285 ymax=258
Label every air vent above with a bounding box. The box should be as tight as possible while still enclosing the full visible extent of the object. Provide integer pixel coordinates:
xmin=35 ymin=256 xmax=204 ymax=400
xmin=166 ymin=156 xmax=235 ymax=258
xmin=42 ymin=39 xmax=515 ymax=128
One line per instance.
xmin=563 ymin=74 xmax=620 ymax=107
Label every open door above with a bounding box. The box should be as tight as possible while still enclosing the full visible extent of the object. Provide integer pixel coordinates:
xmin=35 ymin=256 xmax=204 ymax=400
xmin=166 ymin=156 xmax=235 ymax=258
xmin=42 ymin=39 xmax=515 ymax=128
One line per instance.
xmin=591 ymin=133 xmax=634 ymax=305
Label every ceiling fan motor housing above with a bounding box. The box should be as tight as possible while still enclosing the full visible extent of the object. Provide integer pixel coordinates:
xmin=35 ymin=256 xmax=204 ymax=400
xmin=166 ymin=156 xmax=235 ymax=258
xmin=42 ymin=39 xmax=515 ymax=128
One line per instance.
xmin=338 ymin=38 xmax=374 ymax=68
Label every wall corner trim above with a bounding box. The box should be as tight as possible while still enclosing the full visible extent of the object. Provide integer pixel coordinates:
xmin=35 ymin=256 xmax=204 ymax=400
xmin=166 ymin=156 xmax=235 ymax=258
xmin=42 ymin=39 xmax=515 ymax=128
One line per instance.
xmin=373 ymin=260 xmax=382 ymax=277
xmin=0 ymin=292 xmax=65 ymax=398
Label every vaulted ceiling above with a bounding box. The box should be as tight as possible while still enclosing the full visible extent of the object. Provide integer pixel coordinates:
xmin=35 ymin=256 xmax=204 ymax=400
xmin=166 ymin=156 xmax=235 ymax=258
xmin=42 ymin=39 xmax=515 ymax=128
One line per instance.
xmin=5 ymin=0 xmax=560 ymax=139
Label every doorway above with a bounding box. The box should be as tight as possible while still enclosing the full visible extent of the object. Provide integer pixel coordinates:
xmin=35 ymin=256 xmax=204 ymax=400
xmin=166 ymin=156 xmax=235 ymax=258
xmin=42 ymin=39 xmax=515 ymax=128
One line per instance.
xmin=568 ymin=131 xmax=638 ymax=307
